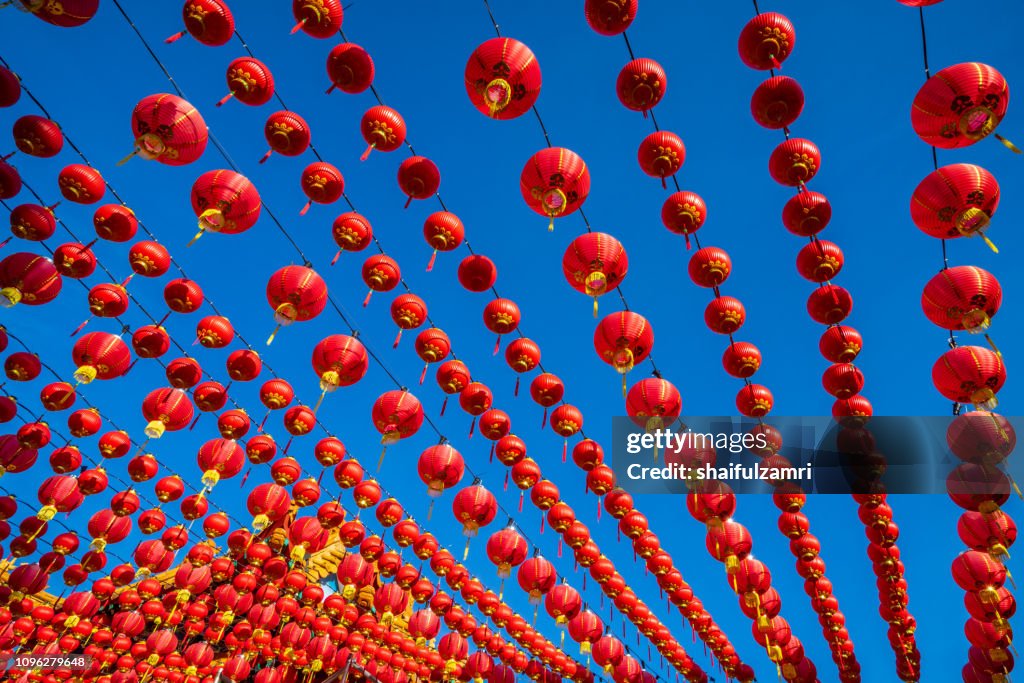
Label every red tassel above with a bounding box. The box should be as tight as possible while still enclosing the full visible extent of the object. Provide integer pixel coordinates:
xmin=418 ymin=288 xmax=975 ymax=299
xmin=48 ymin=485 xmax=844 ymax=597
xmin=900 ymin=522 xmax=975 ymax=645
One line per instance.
xmin=661 ymin=176 xmax=667 ymax=190
xmin=684 ymin=233 xmax=691 ymax=250
xmin=829 ymin=285 xmax=840 ymax=305
xmin=562 ymin=440 xmax=567 ymax=463
xmin=216 ymin=92 xmax=234 ymax=107
xmin=258 ymin=411 xmax=270 ymax=433
xmin=363 ymin=290 xmax=373 ymax=307
xmin=426 ymin=249 xmax=438 ymax=272
xmin=0 ymin=236 xmax=11 ymax=249
xmin=503 ymin=470 xmax=509 ymax=491
xmin=360 ymin=143 xmax=376 ymax=161
xmin=518 ymin=491 xmax=524 ymax=512
xmin=541 ymin=407 xmax=548 ymax=428
xmin=189 ymin=414 xmax=202 ymax=431
xmin=317 ymin=469 xmax=325 ymax=485
xmin=393 ymin=329 xmax=403 ymax=349
xmin=468 ymin=417 xmax=476 ymax=438
xmin=771 ymin=55 xmax=782 ymax=70
xmin=300 ymin=200 xmax=312 ymax=216
xmin=258 ymin=149 xmax=273 ymax=164
xmin=489 ymin=442 xmax=495 ymax=463
xmin=419 ymin=364 xmax=428 ymax=385
xmin=290 ymin=18 xmax=307 ymax=34
xmin=164 ymin=30 xmax=187 ymax=43
xmin=642 ymin=110 xmax=648 ymax=120
xmin=597 ymin=498 xmax=602 ymax=521
xmin=440 ymin=396 xmax=448 ymax=416
xmin=284 ymin=437 xmax=293 ymax=455
xmin=514 ymin=376 xmax=520 ymax=397
xmin=240 ymin=468 xmax=251 ymax=487
xmin=331 ymin=249 xmax=343 ymax=266
xmin=493 ymin=335 xmax=500 ymax=355
xmin=540 ymin=515 xmax=545 ymax=533
xmin=70 ymin=318 xmax=91 ymax=336
xmin=403 ymin=195 xmax=413 ymax=210
xmin=558 ymin=537 xmax=563 ymax=558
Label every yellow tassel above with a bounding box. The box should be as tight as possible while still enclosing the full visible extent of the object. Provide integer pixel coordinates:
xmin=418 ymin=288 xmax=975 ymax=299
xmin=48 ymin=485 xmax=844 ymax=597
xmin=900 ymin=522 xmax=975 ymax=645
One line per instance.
xmin=266 ymin=324 xmax=281 ymax=346
xmin=186 ymin=228 xmax=205 ymax=248
xmin=995 ymin=133 xmax=1022 ymax=154
xmin=593 ymin=297 xmax=598 ymax=319
xmin=313 ymin=390 xmax=327 ymax=414
xmin=548 ymin=216 xmax=554 ymax=232
xmin=377 ymin=446 xmax=387 ymax=472
xmin=986 ymin=334 xmax=1002 ymax=357
xmin=622 ymin=374 xmax=627 ymax=399
xmin=464 ymin=538 xmax=471 ymax=561
xmin=117 ymin=148 xmax=139 ymax=166
xmin=982 ymin=233 xmax=999 ymax=254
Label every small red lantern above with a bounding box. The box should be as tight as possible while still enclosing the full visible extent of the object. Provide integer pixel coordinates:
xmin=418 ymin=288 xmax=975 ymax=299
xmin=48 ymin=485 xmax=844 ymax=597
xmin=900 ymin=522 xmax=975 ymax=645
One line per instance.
xmin=584 ymin=0 xmax=637 ymax=35
xmin=795 ymin=240 xmax=844 ymax=282
xmin=311 ymin=334 xmax=369 ymax=409
xmin=768 ymin=138 xmax=821 ymax=187
xmin=196 ymin=316 xmax=235 ymax=349
xmin=189 ymin=169 xmax=262 ymax=245
xmin=922 ymin=266 xmax=1001 ymax=333
xmin=397 ymin=156 xmax=441 ymax=208
xmin=736 ymin=384 xmax=774 ymax=418
xmin=807 ymin=285 xmax=853 ymax=325
xmin=637 ymin=131 xmax=685 ymax=188
xmin=706 ymin=296 xmax=746 ymax=335
xmin=57 ymin=165 xmax=105 ymax=204
xmin=266 ymin=265 xmax=328 ymax=344
xmin=459 ymin=255 xmax=498 ymax=292
xmin=141 ymin=388 xmax=194 ymax=439
xmin=133 ymin=325 xmax=170 ymax=359
xmin=911 ymin=163 xmax=999 ymax=249
xmin=360 ymin=106 xmax=406 ymax=160
xmin=738 ymin=12 xmax=796 ymax=70
xmin=93 ymin=204 xmax=138 ymax=242
xmin=9 ymin=203 xmax=57 ymax=242
xmin=688 ymin=247 xmax=732 ymax=288
xmin=616 ymin=59 xmax=666 ymax=116
xmin=326 ymin=43 xmax=374 ymax=94
xmin=372 ymin=390 xmax=425 ymax=467
xmin=13 ymin=116 xmax=63 ymax=158
xmin=0 ymin=252 xmax=61 ymax=307
xmin=71 ymin=332 xmax=131 ymax=383
xmin=751 ymin=76 xmax=804 ymax=129
xmin=53 ymin=242 xmax=96 ymax=279
xmin=164 ymin=278 xmax=204 ymax=313
xmin=299 ymin=162 xmax=344 ymax=215
xmin=361 ymin=254 xmax=400 ymax=306
xmin=218 ymin=57 xmax=275 ymax=107
xmin=129 ymin=241 xmax=171 ymax=277
xmin=782 ymin=191 xmax=831 ymax=236
xmin=391 ymin=294 xmax=428 ymax=348
xmin=415 ymin=327 xmax=451 ymax=383
xmin=166 ymin=0 xmax=235 ymax=46
xmin=332 ymin=212 xmax=373 ymax=263
xmin=483 ymin=298 xmax=521 ymax=354
xmin=933 ymin=346 xmax=1006 ymax=410
xmin=722 ymin=342 xmax=762 ymax=379
xmin=291 ymin=0 xmax=343 ymax=38
xmin=661 ymin=191 xmax=706 ymax=248
xmin=261 ymin=111 xmax=311 ymax=163
xmin=423 ymin=212 xmax=465 ymax=271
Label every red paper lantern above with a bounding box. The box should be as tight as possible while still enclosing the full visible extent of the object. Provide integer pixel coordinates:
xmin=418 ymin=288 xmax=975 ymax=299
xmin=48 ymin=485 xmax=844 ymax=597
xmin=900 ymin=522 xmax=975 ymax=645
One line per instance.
xmin=769 ymin=138 xmax=820 ymax=186
xmin=189 ymin=169 xmax=261 ymax=244
xmin=299 ymin=162 xmax=344 ymax=215
xmin=912 ymin=63 xmax=1011 ymax=150
xmin=751 ymin=76 xmax=805 ymax=129
xmin=57 ymin=165 xmax=105 ymax=204
xmin=326 ymin=43 xmax=374 ymax=94
xmin=795 ymin=240 xmax=844 ymax=282
xmin=520 ymin=148 xmax=590 ymax=231
xmin=195 ymin=316 xmax=234 ymax=349
xmin=616 ymin=59 xmax=666 ymax=115
xmin=661 ymin=191 xmax=706 ymax=246
xmin=360 ymin=106 xmax=407 ymax=160
xmin=13 ymin=115 xmax=63 ymax=158
xmin=219 ymin=57 xmax=275 ymax=107
xmin=141 ymin=388 xmax=194 ymax=439
xmin=291 ymin=0 xmax=343 ymax=38
xmin=397 ymin=156 xmax=440 ymax=208
xmin=423 ymin=212 xmax=465 ymax=271
xmin=464 ymin=38 xmax=542 ymax=119
xmin=71 ymin=332 xmax=131 ymax=383
xmin=265 ymin=265 xmax=328 ymax=344
xmin=0 ymin=252 xmax=61 ymax=307
xmin=563 ymin=233 xmax=628 ymax=316
xmin=125 ymin=94 xmax=208 ymax=166
xmin=911 ymin=163 xmax=999 ymax=248
xmin=166 ymin=0 xmax=234 ymax=46
xmin=332 ymin=212 xmax=373 ymax=262
xmin=9 ymin=203 xmax=57 ymax=242
xmin=584 ymin=0 xmax=637 ymax=35
xmin=261 ymin=111 xmax=311 ymax=163
xmin=932 ymin=346 xmax=1006 ymax=409
xmin=93 ymin=204 xmax=138 ymax=242
xmin=738 ymin=12 xmax=795 ymax=70
xmin=458 ymin=255 xmax=498 ymax=292
xmin=637 ymin=131 xmax=685 ymax=187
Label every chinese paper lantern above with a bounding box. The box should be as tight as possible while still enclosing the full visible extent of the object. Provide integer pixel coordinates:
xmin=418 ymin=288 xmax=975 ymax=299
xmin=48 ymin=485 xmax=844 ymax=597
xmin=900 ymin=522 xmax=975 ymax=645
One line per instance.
xmin=0 ymin=66 xmax=20 ymax=107
xmin=932 ymin=346 xmax=1006 ymax=409
xmin=128 ymin=241 xmax=171 ymax=277
xmin=722 ymin=341 xmax=762 ymax=379
xmin=769 ymin=138 xmax=820 ymax=186
xmin=265 ymin=265 xmax=328 ymax=344
xmin=751 ymin=76 xmax=804 ymax=129
xmin=637 ymin=131 xmax=685 ymax=188
xmin=418 ymin=444 xmax=465 ymax=499
xmin=594 ymin=311 xmax=653 ymax=395
xmin=166 ymin=0 xmax=235 ymax=45
xmin=299 ymin=162 xmax=344 ymax=215
xmin=782 ymin=191 xmax=831 ymax=236
xmin=164 ymin=278 xmax=204 ymax=313
xmin=505 ymin=338 xmax=540 ymax=396
xmin=415 ymin=327 xmax=451 ymax=384
xmin=141 ymin=388 xmax=194 ymax=439
xmin=738 ymin=12 xmax=795 ymax=70
xmin=459 ymin=255 xmax=498 ymax=292
xmin=92 ymin=204 xmax=138 ymax=242
xmin=517 ymin=556 xmax=556 ymax=605
xmin=584 ymin=0 xmax=637 ymax=35
xmin=311 ymin=334 xmax=368 ymax=409
xmin=71 ymin=332 xmax=131 ymax=383
xmin=332 ymin=212 xmax=373 ymax=263
xmin=17 ymin=0 xmax=98 ymax=27
xmin=706 ymin=520 xmax=753 ymax=572
xmin=9 ymin=203 xmax=56 ymax=242
xmin=196 ymin=438 xmax=245 ymax=488
xmin=922 ymin=266 xmax=1002 ymax=333
xmin=820 ymin=325 xmax=862 ymax=363
xmin=530 ymin=373 xmax=564 ymax=427
xmin=12 ymin=115 xmax=63 ymax=158
xmin=423 ymin=212 xmax=465 ymax=271
xmin=291 ymin=0 xmax=343 ymax=38
xmin=57 ymin=164 xmax=104 ymax=204
xmin=218 ymin=57 xmax=275 ymax=107
xmin=361 ymin=254 xmax=401 ymax=307
xmin=911 ymin=63 xmax=1015 ymax=151
xmin=5 ymin=351 xmax=40 ymax=380
xmin=133 ymin=325 xmax=170 ymax=359
xmin=550 ymin=405 xmax=583 ymax=459
xmin=122 ymin=94 xmax=208 ymax=166
xmin=194 ymin=315 xmax=233 ymax=349
xmin=360 ymin=106 xmax=406 ymax=160
xmin=372 ymin=390 xmax=424 ymax=467
xmin=247 ymin=483 xmax=291 ymax=530
xmin=464 ymin=38 xmax=542 ymax=119
xmin=0 ymin=252 xmax=61 ymax=307
xmin=736 ymin=384 xmax=773 ymax=418
xmin=661 ymin=191 xmax=706 ymax=248
xmin=520 ymin=148 xmax=590 ymax=231
xmin=397 ymin=156 xmax=440 ymax=208
xmin=260 ymin=111 xmax=310 ymax=163
xmin=326 ymin=43 xmax=374 ymax=94
xmin=189 ymin=169 xmax=261 ymax=245
xmin=821 ymin=363 xmax=864 ymax=400
xmin=688 ymin=246 xmax=732 ymax=288
xmin=53 ymin=242 xmax=96 ymax=279
xmin=616 ymin=59 xmax=666 ymax=116
xmin=563 ymin=233 xmax=628 ymax=317
xmin=391 ymin=294 xmax=428 ymax=348
xmin=452 ymin=485 xmax=498 ymax=558
xmin=795 ymin=240 xmax=843 ymax=282
xmin=482 ymin=298 xmax=521 ymax=356
xmin=911 ymin=164 xmax=1000 ymax=250
xmin=807 ymin=285 xmax=853 ymax=325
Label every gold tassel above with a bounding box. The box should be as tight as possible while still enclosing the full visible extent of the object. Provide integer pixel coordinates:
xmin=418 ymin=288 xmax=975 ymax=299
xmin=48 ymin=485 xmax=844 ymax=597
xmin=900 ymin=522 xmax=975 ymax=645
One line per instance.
xmin=117 ymin=148 xmax=139 ymax=166
xmin=986 ymin=334 xmax=1002 ymax=357
xmin=548 ymin=216 xmax=554 ymax=232
xmin=593 ymin=297 xmax=598 ymax=318
xmin=186 ymin=227 xmax=206 ymax=248
xmin=995 ymin=133 xmax=1022 ymax=154
xmin=377 ymin=446 xmax=387 ymax=472
xmin=982 ymin=233 xmax=999 ymax=254
xmin=266 ymin=324 xmax=281 ymax=346
xmin=464 ymin=538 xmax=472 ymax=561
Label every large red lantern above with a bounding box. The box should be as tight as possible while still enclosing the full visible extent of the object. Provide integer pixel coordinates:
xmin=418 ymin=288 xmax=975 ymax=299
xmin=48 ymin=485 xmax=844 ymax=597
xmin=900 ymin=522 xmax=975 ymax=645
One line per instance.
xmin=141 ymin=388 xmax=194 ymax=439
xmin=397 ymin=156 xmax=440 ymax=208
xmin=0 ymin=252 xmax=61 ymax=307
xmin=372 ymin=390 xmax=425 ymax=464
xmin=922 ymin=266 xmax=1002 ymax=333
xmin=911 ymin=63 xmax=1014 ymax=150
xmin=911 ymin=164 xmax=1000 ymax=250
xmin=166 ymin=0 xmax=235 ymax=46
xmin=261 ymin=111 xmax=311 ymax=163
xmin=769 ymin=138 xmax=820 ymax=186
xmin=218 ymin=57 xmax=275 ymax=107
xmin=418 ymin=445 xmax=465 ymax=499
xmin=291 ymin=0 xmax=343 ymax=38
xmin=266 ymin=265 xmax=328 ymax=344
xmin=738 ymin=12 xmax=795 ymax=70
xmin=637 ymin=131 xmax=685 ymax=187
xmin=932 ymin=346 xmax=1006 ymax=410
xmin=563 ymin=233 xmax=628 ymax=317
xmin=751 ymin=76 xmax=805 ymax=129
xmin=247 ymin=483 xmax=292 ymax=530
xmin=57 ymin=164 xmax=104 ymax=204
xmin=9 ymin=203 xmax=56 ymax=242
xmin=12 ymin=115 xmax=63 ymax=158
xmin=311 ymin=334 xmax=369 ymax=407
xmin=617 ymin=59 xmax=666 ymax=115
xmin=18 ymin=0 xmax=98 ymax=27
xmin=360 ymin=106 xmax=407 ymax=160
xmin=594 ymin=311 xmax=653 ymax=394
xmin=517 ymin=556 xmax=556 ymax=605
xmin=189 ymin=169 xmax=261 ymax=245
xmin=626 ymin=378 xmax=681 ymax=435
xmin=326 ymin=43 xmax=374 ymax=94
xmin=54 ymin=242 xmax=97 ymax=279
xmin=464 ymin=38 xmax=542 ymax=120
xmin=123 ymin=94 xmax=208 ymax=166
xmin=299 ymin=162 xmax=344 ymax=215
xmin=452 ymin=485 xmax=498 ymax=557
xmin=520 ymin=148 xmax=590 ymax=231
xmin=70 ymin=332 xmax=131 ymax=383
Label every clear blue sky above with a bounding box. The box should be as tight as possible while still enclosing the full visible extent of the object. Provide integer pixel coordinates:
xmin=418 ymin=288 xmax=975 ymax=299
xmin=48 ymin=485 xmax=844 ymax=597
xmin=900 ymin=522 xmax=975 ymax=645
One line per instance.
xmin=1 ymin=1 xmax=1022 ymax=681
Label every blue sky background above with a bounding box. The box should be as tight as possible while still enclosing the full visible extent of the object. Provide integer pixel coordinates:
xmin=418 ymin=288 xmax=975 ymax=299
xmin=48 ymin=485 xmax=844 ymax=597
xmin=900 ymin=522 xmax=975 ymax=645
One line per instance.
xmin=1 ymin=0 xmax=1023 ymax=681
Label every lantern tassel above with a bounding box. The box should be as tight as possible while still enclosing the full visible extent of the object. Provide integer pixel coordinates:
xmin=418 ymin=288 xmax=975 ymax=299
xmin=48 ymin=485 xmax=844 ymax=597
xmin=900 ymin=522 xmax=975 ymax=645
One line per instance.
xmin=300 ymin=200 xmax=313 ymax=216
xmin=377 ymin=446 xmax=387 ymax=472
xmin=684 ymin=233 xmax=691 ymax=250
xmin=986 ymin=334 xmax=1002 ymax=357
xmin=493 ymin=335 xmax=501 ymax=356
xmin=258 ymin=411 xmax=270 ymax=432
xmin=216 ymin=92 xmax=235 ymax=107
xmin=562 ymin=440 xmax=567 ymax=463
xmin=266 ymin=324 xmax=281 ymax=346
xmin=661 ymin=176 xmax=667 ymax=190
xmin=186 ymin=227 xmax=205 ymax=247
xmin=541 ymin=407 xmax=548 ymax=428
xmin=420 ymin=364 xmax=428 ymax=385
xmin=468 ymin=416 xmax=476 ymax=438
xmin=240 ymin=468 xmax=252 ymax=488
xmin=503 ymin=470 xmax=509 ymax=491
xmin=70 ymin=318 xmax=91 ymax=337
xmin=558 ymin=537 xmax=563 ymax=558
xmin=427 ymin=498 xmax=435 ymax=521
xmin=189 ymin=413 xmax=202 ymax=431
xmin=258 ymin=150 xmax=273 ymax=164
xmin=290 ymin=18 xmax=307 ymax=34
xmin=164 ymin=30 xmax=187 ymax=43
xmin=116 ymin=148 xmax=139 ymax=166
xmin=597 ymin=498 xmax=601 ymax=521
xmin=393 ymin=329 xmax=403 ymax=349
xmin=463 ymin=538 xmax=471 ymax=561
xmin=313 ymin=390 xmax=327 ymax=414
xmin=995 ymin=133 xmax=1022 ymax=154
xmin=441 ymin=396 xmax=448 ymax=416
xmin=548 ymin=216 xmax=555 ymax=232
xmin=489 ymin=442 xmax=495 ymax=462
xmin=540 ymin=515 xmax=546 ymax=533
xmin=331 ymin=248 xmax=344 ymax=265
xmin=363 ymin=289 xmax=373 ymax=307
xmin=518 ymin=491 xmax=524 ymax=512
xmin=981 ymin=233 xmax=1000 ymax=254
xmin=325 ymin=84 xmax=337 ymax=94
xmin=426 ymin=249 xmax=438 ymax=272
xmin=403 ymin=195 xmax=413 ymax=210
xmin=0 ymin=236 xmax=10 ymax=249
xmin=360 ymin=142 xmax=376 ymax=161
xmin=622 ymin=374 xmax=627 ymax=398
xmin=514 ymin=376 xmax=520 ymax=397
xmin=593 ymin=297 xmax=599 ymax=318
